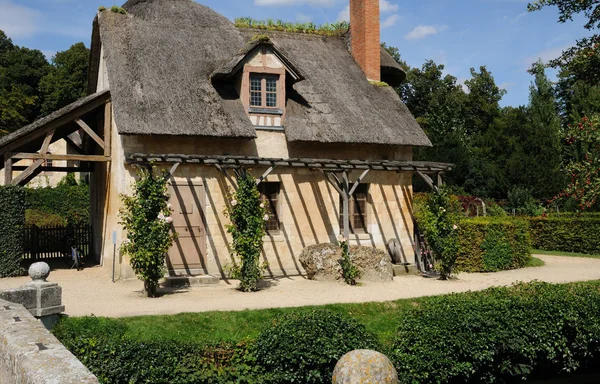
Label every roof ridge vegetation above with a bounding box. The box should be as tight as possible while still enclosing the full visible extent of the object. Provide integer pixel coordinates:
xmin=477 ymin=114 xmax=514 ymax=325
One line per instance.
xmin=234 ymin=17 xmax=349 ymax=37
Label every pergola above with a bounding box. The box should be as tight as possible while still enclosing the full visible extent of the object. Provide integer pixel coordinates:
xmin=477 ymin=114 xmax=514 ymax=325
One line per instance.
xmin=127 ymin=153 xmax=453 ymax=241
xmin=1 ymin=91 xmax=112 ymax=186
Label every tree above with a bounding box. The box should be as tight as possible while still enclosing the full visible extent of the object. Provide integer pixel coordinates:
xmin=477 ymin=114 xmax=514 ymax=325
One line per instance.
xmin=551 ymin=116 xmax=600 ymax=210
xmin=0 ymin=30 xmax=50 ymax=135
xmin=464 ymin=66 xmax=506 ymax=136
xmin=39 ymin=43 xmax=89 ymax=116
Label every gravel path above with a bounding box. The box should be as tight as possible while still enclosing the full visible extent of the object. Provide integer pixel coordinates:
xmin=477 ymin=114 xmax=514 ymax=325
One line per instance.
xmin=0 ymin=254 xmax=599 ymax=318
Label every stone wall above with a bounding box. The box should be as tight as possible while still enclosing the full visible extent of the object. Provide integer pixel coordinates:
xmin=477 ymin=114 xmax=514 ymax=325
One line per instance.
xmin=0 ymin=298 xmax=98 ymax=384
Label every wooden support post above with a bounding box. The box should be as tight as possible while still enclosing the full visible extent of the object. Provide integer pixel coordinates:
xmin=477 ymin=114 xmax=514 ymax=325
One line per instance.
xmin=342 ymin=171 xmax=350 ymax=241
xmin=40 ymin=130 xmax=54 ymax=154
xmin=168 ymin=163 xmax=180 ymax=179
xmin=416 ymin=171 xmax=437 ymax=192
xmin=64 ymin=135 xmax=86 ymax=155
xmin=349 ymin=169 xmax=370 ymax=196
xmin=437 ymin=173 xmax=443 ymax=188
xmin=256 ymin=165 xmax=277 ymax=185
xmin=215 ymin=164 xmax=238 ymax=190
xmin=75 ymin=118 xmax=105 ymax=150
xmin=4 ymin=153 xmax=12 ymax=184
xmin=104 ymin=101 xmax=112 ymax=157
xmin=12 ymin=153 xmax=111 ymax=162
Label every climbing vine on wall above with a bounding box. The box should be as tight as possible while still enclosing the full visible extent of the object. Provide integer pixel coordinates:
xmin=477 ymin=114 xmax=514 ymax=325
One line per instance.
xmin=119 ymin=166 xmax=175 ymax=297
xmin=224 ymin=171 xmax=268 ymax=292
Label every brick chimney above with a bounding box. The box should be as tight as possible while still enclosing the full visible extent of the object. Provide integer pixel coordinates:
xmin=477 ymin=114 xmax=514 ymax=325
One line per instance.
xmin=350 ymin=0 xmax=381 ymax=82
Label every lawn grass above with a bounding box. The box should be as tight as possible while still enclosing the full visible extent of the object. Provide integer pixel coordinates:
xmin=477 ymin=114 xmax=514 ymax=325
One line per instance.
xmin=525 ymin=256 xmax=545 ymax=268
xmin=66 ymin=299 xmax=418 ymax=347
xmin=532 ymin=249 xmax=600 ymax=259
xmin=60 ymin=280 xmax=600 ymax=348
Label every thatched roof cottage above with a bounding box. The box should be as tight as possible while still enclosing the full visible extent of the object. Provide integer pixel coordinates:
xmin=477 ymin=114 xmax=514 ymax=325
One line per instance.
xmin=1 ymin=0 xmax=451 ymax=281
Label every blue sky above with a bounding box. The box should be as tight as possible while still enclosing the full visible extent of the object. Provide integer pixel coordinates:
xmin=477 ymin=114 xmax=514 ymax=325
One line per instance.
xmin=0 ymin=0 xmax=590 ymax=107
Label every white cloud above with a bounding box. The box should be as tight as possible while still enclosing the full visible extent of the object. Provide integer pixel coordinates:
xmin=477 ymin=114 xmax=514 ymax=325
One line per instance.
xmin=405 ymin=25 xmax=448 ymax=40
xmin=523 ymin=45 xmax=569 ymax=66
xmin=382 ymin=14 xmax=400 ymax=29
xmin=255 ymin=0 xmax=335 ymax=6
xmin=380 ymin=0 xmax=399 ymax=13
xmin=499 ymin=81 xmax=516 ymax=90
xmin=0 ymin=0 xmax=41 ymax=38
xmin=337 ymin=5 xmax=350 ymax=22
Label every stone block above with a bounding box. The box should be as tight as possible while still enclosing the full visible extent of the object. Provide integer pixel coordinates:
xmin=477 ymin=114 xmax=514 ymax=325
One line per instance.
xmin=0 ymin=288 xmax=36 ymax=310
xmin=40 ymin=285 xmax=62 ymax=309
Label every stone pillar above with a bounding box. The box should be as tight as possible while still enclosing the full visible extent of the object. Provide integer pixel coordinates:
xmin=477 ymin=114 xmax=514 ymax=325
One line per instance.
xmin=0 ymin=262 xmax=65 ymax=329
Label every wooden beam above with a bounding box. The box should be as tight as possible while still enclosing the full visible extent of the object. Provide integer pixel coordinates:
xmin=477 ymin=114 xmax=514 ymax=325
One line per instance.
xmin=437 ymin=173 xmax=443 ymax=187
xmin=40 ymin=130 xmax=54 ymax=154
xmin=342 ymin=171 xmax=350 ymax=241
xmin=168 ymin=163 xmax=180 ymax=178
xmin=75 ymin=118 xmax=105 ymax=150
xmin=215 ymin=164 xmax=238 ymax=190
xmin=416 ymin=171 xmax=437 ymax=192
xmin=64 ymin=135 xmax=86 ymax=155
xmin=256 ymin=165 xmax=277 ymax=185
xmin=4 ymin=153 xmax=12 ymax=184
xmin=318 ymin=169 xmax=343 ymax=195
xmin=12 ymin=153 xmax=111 ymax=162
xmin=12 ymin=159 xmax=44 ymax=186
xmin=0 ymin=93 xmax=110 ymax=154
xmin=104 ymin=101 xmax=112 ymax=157
xmin=12 ymin=166 xmax=93 ymax=173
xmin=349 ymin=169 xmax=370 ymax=196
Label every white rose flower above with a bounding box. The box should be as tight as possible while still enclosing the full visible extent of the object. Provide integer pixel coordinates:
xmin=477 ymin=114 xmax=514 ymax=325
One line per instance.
xmin=165 ymin=216 xmax=173 ymax=223
xmin=157 ymin=213 xmax=165 ymax=221
xmin=231 ymin=200 xmax=238 ymax=207
xmin=167 ymin=203 xmax=173 ymax=211
xmin=123 ymin=239 xmax=131 ymax=245
xmin=263 ymin=214 xmax=270 ymax=221
xmin=259 ymin=203 xmax=265 ymax=209
xmin=453 ymin=224 xmax=458 ymax=230
xmin=337 ymin=234 xmax=346 ymax=243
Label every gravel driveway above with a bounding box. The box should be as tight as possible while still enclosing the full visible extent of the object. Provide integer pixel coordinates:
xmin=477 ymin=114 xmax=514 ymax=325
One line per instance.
xmin=0 ymin=254 xmax=598 ymax=318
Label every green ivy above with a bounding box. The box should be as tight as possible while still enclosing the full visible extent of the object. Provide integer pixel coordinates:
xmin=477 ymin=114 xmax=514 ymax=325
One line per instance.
xmin=413 ymin=187 xmax=461 ymax=279
xmin=338 ymin=238 xmax=360 ymax=285
xmin=119 ymin=167 xmax=175 ymax=297
xmin=529 ymin=216 xmax=600 ymax=254
xmin=225 ymin=171 xmax=267 ymax=292
xmin=0 ymin=186 xmax=25 ymax=277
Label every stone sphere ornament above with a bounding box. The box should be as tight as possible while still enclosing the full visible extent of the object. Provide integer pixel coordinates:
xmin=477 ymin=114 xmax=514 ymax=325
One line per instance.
xmin=332 ymin=349 xmax=398 ymax=384
xmin=28 ymin=262 xmax=51 ymax=283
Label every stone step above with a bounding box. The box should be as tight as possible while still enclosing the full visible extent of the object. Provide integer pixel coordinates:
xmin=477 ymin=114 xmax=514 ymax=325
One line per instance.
xmin=392 ymin=263 xmax=420 ymax=277
xmin=164 ymin=275 xmax=220 ymax=288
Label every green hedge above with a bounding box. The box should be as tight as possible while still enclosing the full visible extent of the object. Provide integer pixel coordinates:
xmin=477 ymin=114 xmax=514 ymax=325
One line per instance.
xmin=53 ymin=310 xmax=377 ymax=384
xmin=0 ymin=186 xmax=25 ymax=277
xmin=25 ymin=183 xmax=89 ymax=225
xmin=391 ymin=281 xmax=600 ymax=383
xmin=529 ymin=216 xmax=600 ymax=254
xmin=455 ymin=218 xmax=531 ymax=272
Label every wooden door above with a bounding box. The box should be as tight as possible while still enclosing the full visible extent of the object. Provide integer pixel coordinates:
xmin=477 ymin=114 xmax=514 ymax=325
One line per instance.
xmin=167 ymin=181 xmax=207 ymax=275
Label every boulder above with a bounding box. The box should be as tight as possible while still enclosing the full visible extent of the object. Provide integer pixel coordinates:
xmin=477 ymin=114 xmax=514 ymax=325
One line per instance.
xmin=333 ymin=349 xmax=398 ymax=384
xmin=299 ymin=244 xmax=393 ymax=282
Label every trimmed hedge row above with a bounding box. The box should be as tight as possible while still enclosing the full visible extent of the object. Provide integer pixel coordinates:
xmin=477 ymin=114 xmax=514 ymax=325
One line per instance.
xmin=455 ymin=217 xmax=531 ymax=272
xmin=54 ymin=282 xmax=600 ymax=384
xmin=392 ymin=281 xmax=600 ymax=383
xmin=529 ymin=216 xmax=600 ymax=255
xmin=53 ymin=310 xmax=377 ymax=384
xmin=0 ymin=186 xmax=26 ymax=277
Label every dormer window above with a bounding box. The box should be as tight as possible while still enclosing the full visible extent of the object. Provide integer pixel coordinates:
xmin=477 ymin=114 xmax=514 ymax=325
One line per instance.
xmin=250 ymin=74 xmax=280 ymax=109
xmin=212 ymin=41 xmax=304 ymax=130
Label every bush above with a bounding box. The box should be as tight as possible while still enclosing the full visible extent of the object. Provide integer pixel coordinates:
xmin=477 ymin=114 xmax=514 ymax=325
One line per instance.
xmin=413 ymin=188 xmax=461 ymax=279
xmin=456 ymin=218 xmax=531 ymax=272
xmin=52 ymin=316 xmax=266 ymax=384
xmin=0 ymin=186 xmax=25 ymax=277
xmin=529 ymin=216 xmax=600 ymax=254
xmin=25 ymin=209 xmax=67 ymax=226
xmin=253 ymin=310 xmax=379 ymax=383
xmin=391 ymin=281 xmax=600 ymax=383
xmin=25 ymin=180 xmax=89 ymax=225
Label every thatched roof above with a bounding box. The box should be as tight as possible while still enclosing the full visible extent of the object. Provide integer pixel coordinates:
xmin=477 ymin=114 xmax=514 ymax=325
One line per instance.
xmin=91 ymin=0 xmax=430 ymax=146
